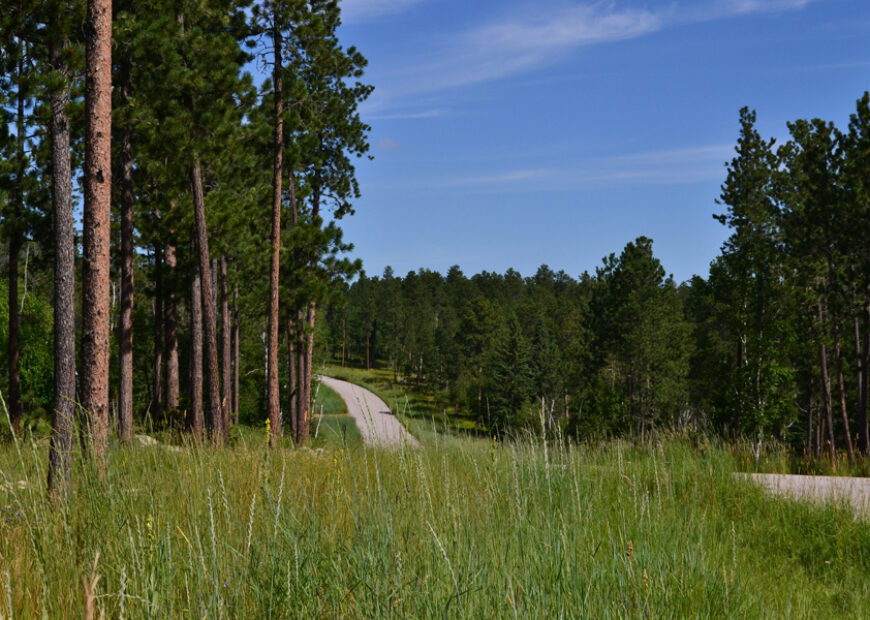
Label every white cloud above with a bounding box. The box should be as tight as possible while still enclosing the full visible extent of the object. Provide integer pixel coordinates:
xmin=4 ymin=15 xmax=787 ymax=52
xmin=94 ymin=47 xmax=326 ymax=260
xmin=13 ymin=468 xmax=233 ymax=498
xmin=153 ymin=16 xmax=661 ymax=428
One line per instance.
xmin=583 ymin=144 xmax=734 ymax=185
xmin=373 ymin=144 xmax=732 ymax=192
xmin=369 ymin=108 xmax=446 ymax=120
xmin=715 ymin=0 xmax=815 ymax=16
xmin=379 ymin=0 xmax=818 ymax=102
xmin=446 ymin=169 xmax=554 ymax=187
xmin=410 ymin=4 xmax=663 ymax=92
xmin=376 ymin=137 xmax=401 ymax=150
xmin=340 ymin=0 xmax=425 ymax=22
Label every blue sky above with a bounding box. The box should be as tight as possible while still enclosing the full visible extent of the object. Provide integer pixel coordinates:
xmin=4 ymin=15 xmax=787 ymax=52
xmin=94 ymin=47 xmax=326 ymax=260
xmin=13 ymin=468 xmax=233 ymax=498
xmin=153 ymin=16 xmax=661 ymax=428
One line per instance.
xmin=332 ymin=0 xmax=870 ymax=283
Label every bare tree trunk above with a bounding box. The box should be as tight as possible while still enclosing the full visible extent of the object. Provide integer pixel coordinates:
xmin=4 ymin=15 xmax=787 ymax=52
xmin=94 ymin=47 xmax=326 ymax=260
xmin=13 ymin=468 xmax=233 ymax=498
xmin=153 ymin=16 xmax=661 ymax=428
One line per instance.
xmin=832 ymin=314 xmax=854 ymax=461
xmin=153 ymin=247 xmax=164 ymax=417
xmin=288 ymin=319 xmax=298 ymax=441
xmin=7 ymin=238 xmax=21 ymax=437
xmin=190 ymin=157 xmax=224 ymax=443
xmin=266 ymin=12 xmax=284 ymax=446
xmin=301 ymin=302 xmax=317 ymax=441
xmin=807 ymin=380 xmax=815 ymax=458
xmin=187 ymin=257 xmax=204 ymax=440
xmin=818 ymin=299 xmax=837 ymax=461
xmin=7 ymin=51 xmax=26 ymax=437
xmin=295 ymin=310 xmax=307 ymax=444
xmin=164 ymin=242 xmax=180 ymax=409
xmin=232 ymin=285 xmax=240 ymax=423
xmin=118 ymin=65 xmax=135 ymax=442
xmin=48 ymin=47 xmax=76 ymax=496
xmin=220 ymin=254 xmax=231 ymax=431
xmin=81 ymin=0 xmax=113 ymax=472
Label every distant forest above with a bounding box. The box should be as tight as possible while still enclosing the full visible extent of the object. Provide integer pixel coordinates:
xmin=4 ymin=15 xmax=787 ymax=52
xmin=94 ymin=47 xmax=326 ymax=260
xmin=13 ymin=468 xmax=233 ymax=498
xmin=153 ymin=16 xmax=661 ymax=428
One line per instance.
xmin=320 ymin=104 xmax=870 ymax=458
xmin=0 ymin=0 xmax=868 ymax=468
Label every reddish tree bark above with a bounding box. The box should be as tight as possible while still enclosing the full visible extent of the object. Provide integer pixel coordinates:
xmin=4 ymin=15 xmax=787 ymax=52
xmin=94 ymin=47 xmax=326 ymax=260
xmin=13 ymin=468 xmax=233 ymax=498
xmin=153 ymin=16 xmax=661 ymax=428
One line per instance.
xmin=295 ymin=310 xmax=307 ymax=444
xmin=164 ymin=242 xmax=180 ymax=409
xmin=153 ymin=247 xmax=164 ymax=416
xmin=118 ymin=63 xmax=135 ymax=444
xmin=301 ymin=301 xmax=317 ymax=441
xmin=187 ymin=257 xmax=204 ymax=440
xmin=81 ymin=0 xmax=113 ymax=471
xmin=7 ymin=52 xmax=25 ymax=437
xmin=47 ymin=44 xmax=76 ymax=496
xmin=232 ymin=284 xmax=240 ymax=423
xmin=266 ymin=13 xmax=284 ymax=446
xmin=287 ymin=319 xmax=298 ymax=440
xmin=7 ymin=238 xmax=21 ymax=437
xmin=190 ymin=157 xmax=224 ymax=443
xmin=220 ymin=254 xmax=231 ymax=430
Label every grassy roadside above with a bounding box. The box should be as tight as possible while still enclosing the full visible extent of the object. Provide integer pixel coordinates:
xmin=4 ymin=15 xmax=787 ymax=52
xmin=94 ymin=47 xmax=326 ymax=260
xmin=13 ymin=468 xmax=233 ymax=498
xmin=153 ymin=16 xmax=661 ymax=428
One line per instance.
xmin=2 ymin=435 xmax=870 ymax=617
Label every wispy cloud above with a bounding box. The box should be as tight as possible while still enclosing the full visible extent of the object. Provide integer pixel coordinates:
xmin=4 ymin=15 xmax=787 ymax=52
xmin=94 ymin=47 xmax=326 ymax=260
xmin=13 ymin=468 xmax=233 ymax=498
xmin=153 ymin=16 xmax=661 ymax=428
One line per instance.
xmin=583 ymin=144 xmax=733 ymax=185
xmin=376 ymin=137 xmax=400 ymax=150
xmin=341 ymin=0 xmax=426 ymax=23
xmin=379 ymin=0 xmax=818 ymax=102
xmin=445 ymin=169 xmax=555 ymax=187
xmin=407 ymin=4 xmax=663 ymax=92
xmin=372 ymin=144 xmax=732 ymax=192
xmin=369 ymin=108 xmax=446 ymax=120
xmin=714 ymin=0 xmax=815 ymax=16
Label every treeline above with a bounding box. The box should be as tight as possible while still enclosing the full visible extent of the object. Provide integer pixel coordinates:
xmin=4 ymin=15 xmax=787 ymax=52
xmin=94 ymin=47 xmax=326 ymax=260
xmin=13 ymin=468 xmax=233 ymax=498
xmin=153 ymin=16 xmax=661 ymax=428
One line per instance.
xmin=323 ymin=101 xmax=870 ymax=457
xmin=0 ymin=0 xmax=369 ymax=490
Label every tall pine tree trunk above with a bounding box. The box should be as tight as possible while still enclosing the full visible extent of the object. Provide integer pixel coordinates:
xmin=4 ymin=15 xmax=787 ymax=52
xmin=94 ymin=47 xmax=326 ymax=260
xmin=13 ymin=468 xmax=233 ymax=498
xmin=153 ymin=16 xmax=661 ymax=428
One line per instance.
xmin=190 ymin=157 xmax=224 ymax=442
xmin=118 ymin=63 xmax=135 ymax=443
xmin=81 ymin=0 xmax=113 ymax=471
xmin=47 ymin=47 xmax=75 ymax=495
xmin=153 ymin=247 xmax=164 ymax=416
xmin=165 ymin=242 xmax=180 ymax=409
xmin=232 ymin=285 xmax=240 ymax=423
xmin=220 ymin=254 xmax=231 ymax=430
xmin=288 ymin=319 xmax=298 ymax=440
xmin=818 ymin=299 xmax=837 ymax=461
xmin=295 ymin=310 xmax=307 ymax=444
xmin=187 ymin=257 xmax=204 ymax=440
xmin=266 ymin=14 xmax=283 ymax=446
xmin=832 ymin=313 xmax=854 ymax=461
xmin=301 ymin=301 xmax=316 ymax=441
xmin=7 ymin=238 xmax=21 ymax=437
xmin=7 ymin=51 xmax=26 ymax=437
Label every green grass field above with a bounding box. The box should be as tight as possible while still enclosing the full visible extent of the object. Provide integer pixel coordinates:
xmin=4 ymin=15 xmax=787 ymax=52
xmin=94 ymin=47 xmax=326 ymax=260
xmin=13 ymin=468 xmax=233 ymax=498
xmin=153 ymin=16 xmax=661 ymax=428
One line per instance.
xmin=2 ymin=425 xmax=870 ymax=618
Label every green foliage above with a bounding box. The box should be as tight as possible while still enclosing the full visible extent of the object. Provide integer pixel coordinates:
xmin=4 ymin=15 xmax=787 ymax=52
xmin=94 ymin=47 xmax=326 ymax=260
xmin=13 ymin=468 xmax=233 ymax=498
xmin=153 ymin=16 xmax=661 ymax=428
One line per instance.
xmin=0 ymin=277 xmax=54 ymax=433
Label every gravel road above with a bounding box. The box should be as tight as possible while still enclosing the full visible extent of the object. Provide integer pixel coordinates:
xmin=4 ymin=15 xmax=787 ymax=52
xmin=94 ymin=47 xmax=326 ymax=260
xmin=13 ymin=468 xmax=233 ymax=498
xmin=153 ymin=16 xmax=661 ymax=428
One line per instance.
xmin=319 ymin=376 xmax=419 ymax=448
xmin=738 ymin=473 xmax=870 ymax=516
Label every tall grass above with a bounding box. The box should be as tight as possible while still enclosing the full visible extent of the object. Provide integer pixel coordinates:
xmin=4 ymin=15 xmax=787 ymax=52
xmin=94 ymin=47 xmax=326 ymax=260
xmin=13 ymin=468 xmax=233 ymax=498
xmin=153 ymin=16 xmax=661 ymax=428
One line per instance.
xmin=2 ymin=428 xmax=870 ymax=618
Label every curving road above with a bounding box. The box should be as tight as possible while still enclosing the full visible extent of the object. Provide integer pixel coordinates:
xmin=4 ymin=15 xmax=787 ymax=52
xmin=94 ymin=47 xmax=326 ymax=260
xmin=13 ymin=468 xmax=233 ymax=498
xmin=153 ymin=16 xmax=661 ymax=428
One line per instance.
xmin=318 ymin=376 xmax=419 ymax=448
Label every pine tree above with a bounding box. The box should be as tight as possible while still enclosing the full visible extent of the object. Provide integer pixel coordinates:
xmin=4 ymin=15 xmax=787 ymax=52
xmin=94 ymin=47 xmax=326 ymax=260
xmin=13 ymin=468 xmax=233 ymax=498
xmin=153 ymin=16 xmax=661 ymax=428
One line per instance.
xmin=710 ymin=108 xmax=796 ymax=439
xmin=81 ymin=0 xmax=113 ymax=470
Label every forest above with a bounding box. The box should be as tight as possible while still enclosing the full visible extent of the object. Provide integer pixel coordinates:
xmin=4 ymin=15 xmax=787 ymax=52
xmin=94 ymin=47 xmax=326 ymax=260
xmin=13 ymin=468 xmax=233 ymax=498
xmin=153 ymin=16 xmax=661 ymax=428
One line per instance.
xmin=1 ymin=0 xmax=870 ymax=475
xmin=3 ymin=0 xmax=870 ymax=616
xmin=1 ymin=0 xmax=370 ymax=490
xmin=323 ymin=104 xmax=870 ymax=460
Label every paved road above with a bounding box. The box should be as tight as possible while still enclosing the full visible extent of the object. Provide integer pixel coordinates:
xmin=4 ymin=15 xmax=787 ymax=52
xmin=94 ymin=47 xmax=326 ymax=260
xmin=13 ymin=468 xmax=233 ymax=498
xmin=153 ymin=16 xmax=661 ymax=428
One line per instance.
xmin=738 ymin=473 xmax=870 ymax=516
xmin=318 ymin=376 xmax=419 ymax=448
